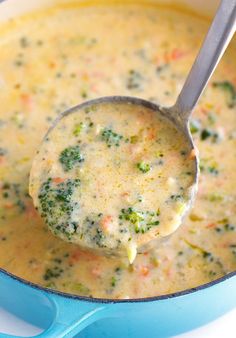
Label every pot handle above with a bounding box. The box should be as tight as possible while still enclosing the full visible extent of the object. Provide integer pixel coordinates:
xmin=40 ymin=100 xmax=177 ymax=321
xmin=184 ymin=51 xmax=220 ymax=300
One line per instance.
xmin=36 ymin=292 xmax=109 ymax=338
xmin=0 ymin=289 xmax=109 ymax=338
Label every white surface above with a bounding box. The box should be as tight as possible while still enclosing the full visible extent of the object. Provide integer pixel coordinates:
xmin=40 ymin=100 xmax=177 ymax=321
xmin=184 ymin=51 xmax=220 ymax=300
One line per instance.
xmin=0 ymin=306 xmax=235 ymax=337
xmin=0 ymin=308 xmax=42 ymax=336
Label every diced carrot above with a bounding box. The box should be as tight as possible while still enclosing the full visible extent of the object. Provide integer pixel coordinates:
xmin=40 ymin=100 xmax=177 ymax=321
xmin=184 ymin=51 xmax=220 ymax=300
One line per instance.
xmin=171 ymin=48 xmax=187 ymax=60
xmin=70 ymin=250 xmax=81 ymax=263
xmin=200 ymin=107 xmax=208 ymax=115
xmin=206 ymin=223 xmax=217 ymax=229
xmin=121 ymin=192 xmax=130 ymax=202
xmin=0 ymin=156 xmax=5 ymax=165
xmin=148 ymin=129 xmax=156 ymax=140
xmin=188 ymin=148 xmax=198 ymax=160
xmin=52 ymin=177 xmax=66 ymax=184
xmin=90 ymin=84 xmax=98 ymax=93
xmin=21 ymin=93 xmax=33 ymax=111
xmin=49 ymin=61 xmax=56 ymax=69
xmin=140 ymin=265 xmax=150 ymax=277
xmin=165 ymin=268 xmax=174 ymax=278
xmin=4 ymin=202 xmax=14 ymax=209
xmin=121 ymin=192 xmax=130 ymax=197
xmin=91 ymin=266 xmax=102 ymax=277
xmin=69 ymin=249 xmax=100 ymax=264
xmin=25 ymin=202 xmax=38 ymax=219
xmin=21 ymin=93 xmax=31 ymax=104
xmin=164 ymin=48 xmax=188 ymax=63
xmin=100 ymin=215 xmax=113 ymax=232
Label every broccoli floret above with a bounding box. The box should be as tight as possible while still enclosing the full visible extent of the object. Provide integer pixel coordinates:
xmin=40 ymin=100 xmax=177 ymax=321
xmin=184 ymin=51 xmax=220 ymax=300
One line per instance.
xmin=43 ymin=266 xmax=63 ymax=281
xmin=1 ymin=181 xmax=26 ymax=213
xmin=200 ymin=128 xmax=212 ymax=140
xmin=119 ymin=207 xmax=160 ymax=234
xmin=137 ymin=161 xmax=151 ymax=173
xmin=101 ymin=128 xmax=123 ymax=147
xmin=126 ymin=69 xmax=143 ymax=90
xmin=0 ymin=147 xmax=7 ymax=156
xmin=190 ymin=119 xmax=201 ymax=134
xmin=59 ymin=145 xmax=84 ymax=172
xmin=200 ymin=128 xmax=220 ymax=143
xmin=82 ymin=214 xmax=106 ymax=248
xmin=73 ymin=122 xmax=85 ymax=136
xmin=71 ymin=282 xmax=90 ymax=296
xmin=213 ymin=81 xmax=236 ymax=108
xmin=38 ymin=178 xmax=80 ymax=238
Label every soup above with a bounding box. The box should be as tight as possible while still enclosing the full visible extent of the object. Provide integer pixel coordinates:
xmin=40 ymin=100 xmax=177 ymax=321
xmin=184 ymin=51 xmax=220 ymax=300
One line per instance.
xmin=0 ymin=1 xmax=235 ymax=299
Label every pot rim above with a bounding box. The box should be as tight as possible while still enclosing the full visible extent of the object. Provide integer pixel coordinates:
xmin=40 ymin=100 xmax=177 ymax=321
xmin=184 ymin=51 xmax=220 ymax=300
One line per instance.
xmin=1 ymin=266 xmax=236 ymax=303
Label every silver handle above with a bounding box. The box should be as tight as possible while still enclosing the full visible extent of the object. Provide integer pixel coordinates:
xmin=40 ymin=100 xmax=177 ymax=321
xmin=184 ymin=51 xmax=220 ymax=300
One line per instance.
xmin=174 ymin=0 xmax=236 ymax=121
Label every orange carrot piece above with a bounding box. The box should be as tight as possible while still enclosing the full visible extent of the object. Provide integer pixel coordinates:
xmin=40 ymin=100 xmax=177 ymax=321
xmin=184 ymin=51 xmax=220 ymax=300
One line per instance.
xmin=206 ymin=223 xmax=217 ymax=229
xmin=164 ymin=48 xmax=188 ymax=63
xmin=171 ymin=48 xmax=187 ymax=60
xmin=52 ymin=177 xmax=66 ymax=184
xmin=0 ymin=156 xmax=5 ymax=165
xmin=4 ymin=202 xmax=14 ymax=209
xmin=49 ymin=61 xmax=56 ymax=69
xmin=25 ymin=202 xmax=38 ymax=219
xmin=100 ymin=215 xmax=113 ymax=232
xmin=189 ymin=148 xmax=198 ymax=160
xmin=148 ymin=130 xmax=156 ymax=140
xmin=140 ymin=265 xmax=150 ymax=277
xmin=121 ymin=192 xmax=130 ymax=197
xmin=70 ymin=249 xmax=100 ymax=264
xmin=21 ymin=93 xmax=33 ymax=111
xmin=91 ymin=266 xmax=102 ymax=277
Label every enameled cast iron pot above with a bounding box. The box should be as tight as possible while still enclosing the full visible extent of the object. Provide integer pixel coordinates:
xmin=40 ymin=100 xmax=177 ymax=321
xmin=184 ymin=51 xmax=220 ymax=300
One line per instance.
xmin=0 ymin=0 xmax=236 ymax=337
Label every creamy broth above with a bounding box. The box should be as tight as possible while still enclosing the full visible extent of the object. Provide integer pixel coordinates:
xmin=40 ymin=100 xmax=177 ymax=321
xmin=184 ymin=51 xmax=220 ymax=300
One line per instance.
xmin=0 ymin=2 xmax=235 ymax=299
xmin=29 ymin=100 xmax=196 ymax=262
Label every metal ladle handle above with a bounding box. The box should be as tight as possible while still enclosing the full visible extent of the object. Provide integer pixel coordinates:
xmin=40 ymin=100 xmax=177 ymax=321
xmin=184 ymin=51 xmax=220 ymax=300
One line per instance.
xmin=173 ymin=0 xmax=236 ymax=121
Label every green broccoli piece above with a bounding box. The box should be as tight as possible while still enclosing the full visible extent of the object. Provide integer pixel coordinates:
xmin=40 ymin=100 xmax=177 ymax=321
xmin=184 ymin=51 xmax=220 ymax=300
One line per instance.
xmin=126 ymin=69 xmax=143 ymax=90
xmin=190 ymin=119 xmax=201 ymax=134
xmin=59 ymin=145 xmax=84 ymax=172
xmin=101 ymin=128 xmax=123 ymax=147
xmin=43 ymin=266 xmax=63 ymax=281
xmin=73 ymin=122 xmax=85 ymax=136
xmin=212 ymin=81 xmax=236 ymax=108
xmin=137 ymin=161 xmax=151 ymax=173
xmin=119 ymin=207 xmax=160 ymax=234
xmin=38 ymin=178 xmax=80 ymax=238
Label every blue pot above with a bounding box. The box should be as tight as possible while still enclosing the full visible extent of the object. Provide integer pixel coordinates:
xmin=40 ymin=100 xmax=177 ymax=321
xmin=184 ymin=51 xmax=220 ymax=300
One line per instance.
xmin=1 ymin=268 xmax=236 ymax=337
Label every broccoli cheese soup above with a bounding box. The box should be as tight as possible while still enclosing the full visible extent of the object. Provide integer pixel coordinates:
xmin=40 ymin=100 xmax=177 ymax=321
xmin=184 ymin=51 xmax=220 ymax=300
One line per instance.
xmin=0 ymin=1 xmax=235 ymax=299
xmin=29 ymin=99 xmax=196 ymax=262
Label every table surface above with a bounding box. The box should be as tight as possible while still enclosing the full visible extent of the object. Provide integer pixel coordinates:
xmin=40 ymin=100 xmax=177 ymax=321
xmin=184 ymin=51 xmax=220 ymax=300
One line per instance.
xmin=0 ymin=306 xmax=235 ymax=337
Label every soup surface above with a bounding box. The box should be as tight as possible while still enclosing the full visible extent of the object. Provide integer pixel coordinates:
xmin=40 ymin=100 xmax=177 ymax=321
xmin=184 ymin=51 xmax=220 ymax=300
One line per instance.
xmin=30 ymin=100 xmax=196 ymax=262
xmin=0 ymin=1 xmax=235 ymax=299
